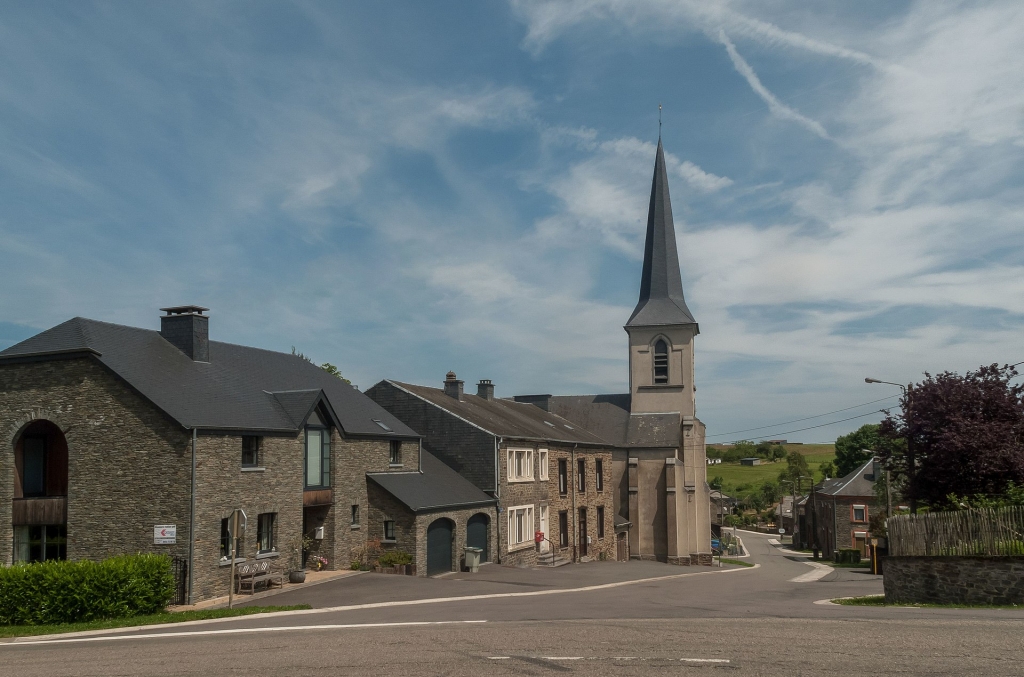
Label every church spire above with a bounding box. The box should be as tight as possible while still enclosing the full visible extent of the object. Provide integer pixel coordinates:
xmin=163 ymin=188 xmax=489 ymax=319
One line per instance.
xmin=625 ymin=139 xmax=698 ymax=330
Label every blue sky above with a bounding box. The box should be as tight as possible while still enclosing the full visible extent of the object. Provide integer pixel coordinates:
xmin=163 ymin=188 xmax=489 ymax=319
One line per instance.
xmin=2 ymin=1 xmax=1022 ymax=442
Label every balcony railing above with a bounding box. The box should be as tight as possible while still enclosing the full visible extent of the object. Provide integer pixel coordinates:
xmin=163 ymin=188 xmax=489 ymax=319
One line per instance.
xmin=13 ymin=496 xmax=67 ymax=525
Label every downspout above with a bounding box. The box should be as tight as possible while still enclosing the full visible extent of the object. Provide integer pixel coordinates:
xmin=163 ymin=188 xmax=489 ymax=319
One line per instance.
xmin=188 ymin=427 xmax=197 ymax=605
xmin=833 ymin=495 xmax=838 ymax=558
xmin=495 ymin=436 xmax=502 ymax=564
xmin=571 ymin=443 xmax=578 ymax=562
xmin=418 ymin=437 xmax=423 ymax=474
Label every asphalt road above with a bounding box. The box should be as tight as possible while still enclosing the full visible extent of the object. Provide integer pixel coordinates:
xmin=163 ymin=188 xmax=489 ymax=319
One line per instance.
xmin=4 ymin=531 xmax=1023 ymax=676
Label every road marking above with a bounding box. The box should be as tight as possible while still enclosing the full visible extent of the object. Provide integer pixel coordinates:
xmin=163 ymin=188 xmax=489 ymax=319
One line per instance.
xmin=790 ymin=561 xmax=833 ymax=583
xmin=5 ymin=620 xmax=486 ymax=647
xmin=487 ymin=656 xmax=510 ymax=660
xmin=493 ymin=655 xmax=730 ymax=663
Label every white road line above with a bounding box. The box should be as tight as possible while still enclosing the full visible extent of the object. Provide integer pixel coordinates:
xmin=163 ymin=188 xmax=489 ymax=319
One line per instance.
xmin=790 ymin=561 xmax=833 ymax=583
xmin=5 ymin=620 xmax=486 ymax=647
xmin=4 ymin=563 xmax=760 ymax=644
xmin=497 ymin=656 xmax=730 ymax=663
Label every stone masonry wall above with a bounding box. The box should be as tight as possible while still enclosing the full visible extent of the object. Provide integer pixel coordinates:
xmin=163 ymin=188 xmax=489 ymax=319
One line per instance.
xmin=546 ymin=444 xmax=617 ymax=563
xmin=414 ymin=505 xmax=497 ymax=575
xmin=366 ymin=480 xmax=417 ymax=563
xmin=499 ymin=439 xmax=550 ymax=567
xmin=884 ymin=556 xmax=1024 ymax=605
xmin=0 ymin=358 xmax=192 ymax=567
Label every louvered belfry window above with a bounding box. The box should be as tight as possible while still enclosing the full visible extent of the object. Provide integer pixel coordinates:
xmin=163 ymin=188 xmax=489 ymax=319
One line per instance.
xmin=653 ymin=339 xmax=669 ymax=384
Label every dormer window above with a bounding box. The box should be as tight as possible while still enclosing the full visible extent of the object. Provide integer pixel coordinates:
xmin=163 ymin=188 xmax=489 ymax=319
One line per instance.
xmin=653 ymin=339 xmax=669 ymax=384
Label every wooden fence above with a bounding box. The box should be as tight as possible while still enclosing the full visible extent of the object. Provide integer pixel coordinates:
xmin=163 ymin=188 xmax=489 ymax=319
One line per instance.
xmin=888 ymin=506 xmax=1024 ymax=557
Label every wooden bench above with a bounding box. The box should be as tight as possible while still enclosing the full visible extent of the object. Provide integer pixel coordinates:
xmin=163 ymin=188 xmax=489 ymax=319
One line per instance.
xmin=235 ymin=560 xmax=284 ymax=594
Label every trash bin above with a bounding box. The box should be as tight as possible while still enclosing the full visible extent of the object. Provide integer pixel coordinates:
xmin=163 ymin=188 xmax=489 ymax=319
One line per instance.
xmin=464 ymin=546 xmax=483 ymax=573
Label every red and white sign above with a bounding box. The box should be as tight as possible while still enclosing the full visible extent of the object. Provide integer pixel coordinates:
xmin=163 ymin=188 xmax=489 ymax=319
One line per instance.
xmin=154 ymin=525 xmax=176 ymax=545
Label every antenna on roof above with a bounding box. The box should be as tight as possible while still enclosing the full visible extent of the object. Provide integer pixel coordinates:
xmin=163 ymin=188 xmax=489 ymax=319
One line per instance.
xmin=658 ymin=103 xmax=662 ymax=139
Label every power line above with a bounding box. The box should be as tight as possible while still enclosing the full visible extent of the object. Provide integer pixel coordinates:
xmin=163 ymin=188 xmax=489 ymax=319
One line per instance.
xmin=706 ymin=394 xmax=899 ymax=438
xmin=717 ymin=409 xmax=887 ymax=443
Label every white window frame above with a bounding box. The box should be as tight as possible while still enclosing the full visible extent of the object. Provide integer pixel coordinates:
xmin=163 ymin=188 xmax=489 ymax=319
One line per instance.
xmin=852 ymin=504 xmax=867 ymax=522
xmin=507 ymin=447 xmax=534 ymax=483
xmin=538 ymin=449 xmax=549 ymax=481
xmin=506 ymin=504 xmax=535 ymax=551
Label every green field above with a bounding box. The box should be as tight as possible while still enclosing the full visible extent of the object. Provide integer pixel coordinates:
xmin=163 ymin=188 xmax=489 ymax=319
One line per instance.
xmin=707 ymin=444 xmax=835 ymax=497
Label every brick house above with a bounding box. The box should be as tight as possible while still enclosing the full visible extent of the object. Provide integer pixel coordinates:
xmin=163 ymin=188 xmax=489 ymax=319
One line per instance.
xmin=0 ymin=306 xmax=488 ymax=600
xmin=804 ymin=457 xmax=879 ymax=558
xmin=366 ymin=374 xmax=619 ymax=566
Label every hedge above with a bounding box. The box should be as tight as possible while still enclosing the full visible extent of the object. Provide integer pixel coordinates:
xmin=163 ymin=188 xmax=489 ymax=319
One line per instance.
xmin=0 ymin=554 xmax=174 ymax=626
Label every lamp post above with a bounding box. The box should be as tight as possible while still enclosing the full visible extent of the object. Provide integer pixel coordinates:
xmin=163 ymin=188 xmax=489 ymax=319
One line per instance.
xmin=865 ymin=377 xmax=916 ymax=514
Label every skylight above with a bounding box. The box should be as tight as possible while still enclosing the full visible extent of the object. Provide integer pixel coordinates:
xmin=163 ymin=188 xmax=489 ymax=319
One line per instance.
xmin=372 ymin=419 xmax=393 ymax=432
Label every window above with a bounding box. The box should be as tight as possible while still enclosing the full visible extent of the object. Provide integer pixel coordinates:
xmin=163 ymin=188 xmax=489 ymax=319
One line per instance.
xmin=538 ymin=449 xmax=549 ymax=481
xmin=257 ymin=513 xmax=276 ymax=554
xmin=558 ymin=460 xmax=568 ymax=495
xmin=507 ymin=448 xmax=534 ymax=482
xmin=577 ymin=458 xmax=586 ymax=492
xmin=351 ymin=504 xmax=360 ymax=526
xmin=383 ymin=520 xmax=396 ymax=541
xmin=304 ymin=419 xmax=331 ymax=488
xmin=220 ymin=518 xmax=243 ymax=559
xmin=852 ymin=505 xmax=867 ymax=522
xmin=506 ymin=504 xmax=534 ymax=549
xmin=389 ymin=440 xmax=402 ymax=466
xmin=595 ymin=458 xmax=604 ymax=492
xmin=21 ymin=436 xmax=46 ymax=497
xmin=558 ymin=511 xmax=569 ymax=547
xmin=242 ymin=436 xmax=260 ymax=467
xmin=653 ymin=339 xmax=669 ymax=384
xmin=597 ymin=506 xmax=605 ymax=538
xmin=13 ymin=525 xmax=66 ymax=563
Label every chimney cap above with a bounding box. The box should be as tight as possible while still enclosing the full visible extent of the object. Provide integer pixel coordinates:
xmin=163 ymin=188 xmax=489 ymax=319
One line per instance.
xmin=160 ymin=305 xmax=209 ymax=315
xmin=478 ymin=379 xmax=492 ymax=385
xmin=445 ymin=371 xmax=458 ymax=381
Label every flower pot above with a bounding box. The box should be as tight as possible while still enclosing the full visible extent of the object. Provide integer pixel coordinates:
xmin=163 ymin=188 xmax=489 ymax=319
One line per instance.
xmin=289 ymin=570 xmax=306 ymax=584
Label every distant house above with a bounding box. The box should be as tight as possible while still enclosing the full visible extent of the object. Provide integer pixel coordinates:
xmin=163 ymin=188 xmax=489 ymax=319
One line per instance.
xmin=803 ymin=457 xmax=879 ymax=558
xmin=740 ymin=457 xmax=761 ymax=466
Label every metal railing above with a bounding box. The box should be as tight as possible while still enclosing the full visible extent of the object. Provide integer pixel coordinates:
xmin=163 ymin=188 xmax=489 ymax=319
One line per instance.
xmin=170 ymin=555 xmax=189 ymax=605
xmin=888 ymin=506 xmax=1024 ymax=557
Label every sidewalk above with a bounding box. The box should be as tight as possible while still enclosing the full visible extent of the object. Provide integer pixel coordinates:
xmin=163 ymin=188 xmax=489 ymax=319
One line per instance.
xmin=168 ymin=569 xmax=366 ymax=612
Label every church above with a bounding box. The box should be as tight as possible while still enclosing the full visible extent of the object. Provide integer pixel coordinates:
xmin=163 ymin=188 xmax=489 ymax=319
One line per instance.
xmin=515 ymin=139 xmax=712 ymax=564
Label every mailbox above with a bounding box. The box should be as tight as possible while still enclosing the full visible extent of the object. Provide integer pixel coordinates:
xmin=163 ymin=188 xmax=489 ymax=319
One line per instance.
xmin=535 ymin=530 xmax=544 ymax=543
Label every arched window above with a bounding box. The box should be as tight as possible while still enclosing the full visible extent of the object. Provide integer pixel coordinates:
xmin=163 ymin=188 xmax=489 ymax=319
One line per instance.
xmin=653 ymin=339 xmax=669 ymax=384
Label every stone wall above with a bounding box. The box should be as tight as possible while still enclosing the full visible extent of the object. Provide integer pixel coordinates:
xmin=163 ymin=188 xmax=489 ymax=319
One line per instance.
xmin=546 ymin=444 xmax=617 ymax=563
xmin=414 ymin=506 xmax=497 ymax=575
xmin=0 ymin=358 xmax=192 ymax=567
xmin=883 ymin=556 xmax=1024 ymax=605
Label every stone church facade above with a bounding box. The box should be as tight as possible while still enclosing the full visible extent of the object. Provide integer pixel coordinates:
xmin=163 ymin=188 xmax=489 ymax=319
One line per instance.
xmin=516 ymin=139 xmax=712 ymax=564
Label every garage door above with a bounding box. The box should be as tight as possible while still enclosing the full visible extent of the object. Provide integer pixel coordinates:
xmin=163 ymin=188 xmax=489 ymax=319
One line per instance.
xmin=466 ymin=513 xmax=489 ymax=562
xmin=427 ymin=518 xmax=453 ymax=576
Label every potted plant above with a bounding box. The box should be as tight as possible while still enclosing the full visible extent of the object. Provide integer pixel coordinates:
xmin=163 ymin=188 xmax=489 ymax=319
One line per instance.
xmin=287 ymin=534 xmax=313 ymax=584
xmin=308 ymin=554 xmax=329 ymax=572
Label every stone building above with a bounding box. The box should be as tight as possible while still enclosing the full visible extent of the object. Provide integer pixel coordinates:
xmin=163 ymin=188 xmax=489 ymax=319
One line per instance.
xmin=516 ymin=140 xmax=712 ymax=565
xmin=801 ymin=457 xmax=879 ymax=558
xmin=365 ymin=375 xmax=620 ymax=567
xmin=0 ymin=306 xmax=489 ymax=600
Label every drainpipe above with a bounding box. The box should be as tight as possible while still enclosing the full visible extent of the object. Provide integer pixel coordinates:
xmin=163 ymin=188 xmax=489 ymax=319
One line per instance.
xmin=418 ymin=437 xmax=423 ymax=474
xmin=833 ymin=495 xmax=839 ymax=559
xmin=571 ymin=444 xmax=578 ymax=562
xmin=188 ymin=427 xmax=197 ymax=605
xmin=495 ymin=436 xmax=502 ymax=564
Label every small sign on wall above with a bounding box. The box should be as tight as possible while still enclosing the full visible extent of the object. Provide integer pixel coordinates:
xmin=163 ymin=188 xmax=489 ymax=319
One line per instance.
xmin=154 ymin=525 xmax=176 ymax=545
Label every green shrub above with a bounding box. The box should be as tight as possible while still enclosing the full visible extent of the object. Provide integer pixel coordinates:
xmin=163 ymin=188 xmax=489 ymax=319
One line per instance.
xmin=0 ymin=554 xmax=174 ymax=626
xmin=377 ymin=551 xmax=413 ymax=567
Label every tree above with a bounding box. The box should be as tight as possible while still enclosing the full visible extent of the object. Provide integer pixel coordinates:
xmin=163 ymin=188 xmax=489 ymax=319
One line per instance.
xmin=709 ymin=476 xmax=724 ymax=491
xmin=778 ymin=450 xmax=811 ymax=491
xmin=835 ymin=424 xmax=882 ymax=477
xmin=320 ymin=362 xmax=352 ymax=385
xmin=760 ymin=480 xmax=780 ymax=505
xmin=819 ymin=460 xmax=837 ymax=480
xmin=877 ymin=363 xmax=1024 ymax=510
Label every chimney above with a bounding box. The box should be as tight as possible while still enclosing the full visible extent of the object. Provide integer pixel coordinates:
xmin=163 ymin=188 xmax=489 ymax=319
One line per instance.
xmin=443 ymin=371 xmax=464 ymax=400
xmin=513 ymin=394 xmax=552 ymax=412
xmin=159 ymin=306 xmax=210 ymax=361
xmin=477 ymin=379 xmax=495 ymax=401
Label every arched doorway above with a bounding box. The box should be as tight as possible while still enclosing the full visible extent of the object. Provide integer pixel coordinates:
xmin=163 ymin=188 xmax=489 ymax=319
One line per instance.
xmin=426 ymin=518 xmax=454 ymax=576
xmin=466 ymin=513 xmax=489 ymax=562
xmin=12 ymin=420 xmax=69 ymax=562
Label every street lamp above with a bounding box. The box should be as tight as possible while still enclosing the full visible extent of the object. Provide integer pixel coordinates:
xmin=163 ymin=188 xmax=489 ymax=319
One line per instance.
xmin=866 ymin=376 xmax=915 ymax=514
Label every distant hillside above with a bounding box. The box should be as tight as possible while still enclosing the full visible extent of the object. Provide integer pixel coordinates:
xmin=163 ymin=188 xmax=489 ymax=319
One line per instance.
xmin=706 ymin=443 xmax=836 ymax=498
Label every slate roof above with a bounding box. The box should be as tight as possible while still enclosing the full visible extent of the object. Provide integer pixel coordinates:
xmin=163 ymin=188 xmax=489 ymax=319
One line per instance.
xmin=625 ymin=139 xmax=698 ymax=330
xmin=0 ymin=317 xmax=419 ymax=437
xmin=386 ymin=381 xmax=610 ymax=446
xmin=367 ymin=450 xmax=496 ymax=512
xmin=815 ymin=457 xmax=878 ymax=498
xmin=545 ymin=394 xmax=680 ymax=449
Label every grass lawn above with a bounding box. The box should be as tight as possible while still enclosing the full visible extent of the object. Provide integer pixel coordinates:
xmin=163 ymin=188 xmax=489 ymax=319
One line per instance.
xmin=833 ymin=595 xmax=1023 ymax=609
xmin=708 ymin=443 xmax=836 ymax=497
xmin=0 ymin=604 xmax=311 ymax=639
xmin=720 ymin=558 xmax=754 ymax=567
